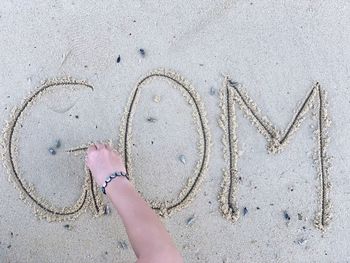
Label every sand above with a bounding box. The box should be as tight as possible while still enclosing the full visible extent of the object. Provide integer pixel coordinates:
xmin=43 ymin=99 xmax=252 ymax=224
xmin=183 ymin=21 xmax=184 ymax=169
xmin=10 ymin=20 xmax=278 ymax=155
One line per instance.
xmin=1 ymin=1 xmax=350 ymax=262
xmin=1 ymin=79 xmax=105 ymax=222
xmin=218 ymin=79 xmax=331 ymax=231
xmin=118 ymin=69 xmax=210 ymax=217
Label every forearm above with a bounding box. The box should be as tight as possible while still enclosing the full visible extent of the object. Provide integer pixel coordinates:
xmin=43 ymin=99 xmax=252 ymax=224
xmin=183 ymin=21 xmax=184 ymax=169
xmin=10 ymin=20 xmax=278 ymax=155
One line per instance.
xmin=85 ymin=144 xmax=182 ymax=262
xmin=106 ymin=177 xmax=182 ymax=262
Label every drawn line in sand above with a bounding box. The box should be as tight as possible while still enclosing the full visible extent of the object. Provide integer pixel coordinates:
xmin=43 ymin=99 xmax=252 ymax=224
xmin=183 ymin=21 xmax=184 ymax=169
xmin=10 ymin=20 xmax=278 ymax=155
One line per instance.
xmin=219 ymin=78 xmax=331 ymax=231
xmin=1 ymin=78 xmax=104 ymax=221
xmin=118 ymin=69 xmax=211 ymax=217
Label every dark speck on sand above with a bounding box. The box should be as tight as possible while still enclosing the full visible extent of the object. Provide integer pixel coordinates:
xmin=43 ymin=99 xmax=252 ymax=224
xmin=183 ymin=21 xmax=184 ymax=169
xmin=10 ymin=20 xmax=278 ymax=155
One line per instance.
xmin=147 ymin=117 xmax=157 ymax=123
xmin=283 ymin=210 xmax=291 ymax=221
xmin=243 ymin=207 xmax=248 ymax=216
xmin=48 ymin=148 xmax=56 ymax=155
xmin=139 ymin=48 xmax=145 ymax=57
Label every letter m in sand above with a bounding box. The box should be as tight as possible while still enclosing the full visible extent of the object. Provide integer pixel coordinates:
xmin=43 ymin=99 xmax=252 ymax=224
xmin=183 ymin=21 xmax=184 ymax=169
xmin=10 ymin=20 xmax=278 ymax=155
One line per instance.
xmin=219 ymin=78 xmax=331 ymax=231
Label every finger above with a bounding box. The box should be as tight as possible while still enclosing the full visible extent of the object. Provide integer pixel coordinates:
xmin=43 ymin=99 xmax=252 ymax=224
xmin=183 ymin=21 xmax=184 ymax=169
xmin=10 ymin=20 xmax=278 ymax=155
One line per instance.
xmin=106 ymin=144 xmax=113 ymax=151
xmin=95 ymin=143 xmax=105 ymax=150
xmin=87 ymin=144 xmax=97 ymax=153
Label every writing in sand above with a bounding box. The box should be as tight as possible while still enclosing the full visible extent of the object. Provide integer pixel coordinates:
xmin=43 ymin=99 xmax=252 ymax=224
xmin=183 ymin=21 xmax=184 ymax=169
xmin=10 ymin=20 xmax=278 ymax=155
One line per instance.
xmin=1 ymin=69 xmax=331 ymax=231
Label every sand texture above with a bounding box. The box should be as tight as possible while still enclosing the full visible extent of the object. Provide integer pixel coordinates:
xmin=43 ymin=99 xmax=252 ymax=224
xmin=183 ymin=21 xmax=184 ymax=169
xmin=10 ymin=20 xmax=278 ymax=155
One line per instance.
xmin=218 ymin=79 xmax=331 ymax=231
xmin=1 ymin=1 xmax=350 ymax=262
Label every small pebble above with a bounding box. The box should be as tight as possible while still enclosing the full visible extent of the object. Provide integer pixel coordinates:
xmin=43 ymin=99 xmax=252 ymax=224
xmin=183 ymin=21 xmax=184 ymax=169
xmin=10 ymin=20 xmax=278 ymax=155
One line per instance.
xmin=55 ymin=139 xmax=61 ymax=149
xmin=116 ymin=55 xmax=121 ymax=63
xmin=7 ymin=245 xmax=11 ymax=249
xmin=298 ymin=213 xmax=303 ymax=220
xmin=146 ymin=117 xmax=157 ymax=123
xmin=104 ymin=205 xmax=111 ymax=215
xmin=139 ymin=48 xmax=145 ymax=57
xmin=296 ymin=238 xmax=308 ymax=245
xmin=48 ymin=148 xmax=56 ymax=155
xmin=283 ymin=210 xmax=291 ymax=221
xmin=118 ymin=241 xmax=128 ymax=249
xmin=75 ymin=115 xmax=79 ymax=119
xmin=153 ymin=95 xmax=161 ymax=103
xmin=63 ymin=224 xmax=72 ymax=230
xmin=210 ymin=87 xmax=216 ymax=95
xmin=179 ymin=155 xmax=186 ymax=164
xmin=256 ymin=207 xmax=260 ymax=210
xmin=243 ymin=207 xmax=248 ymax=216
xmin=186 ymin=215 xmax=195 ymax=225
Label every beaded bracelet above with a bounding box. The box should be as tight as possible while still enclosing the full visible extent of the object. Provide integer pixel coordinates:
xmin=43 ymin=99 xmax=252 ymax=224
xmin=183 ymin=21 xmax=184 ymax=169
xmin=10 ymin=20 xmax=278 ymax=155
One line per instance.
xmin=101 ymin=171 xmax=129 ymax=194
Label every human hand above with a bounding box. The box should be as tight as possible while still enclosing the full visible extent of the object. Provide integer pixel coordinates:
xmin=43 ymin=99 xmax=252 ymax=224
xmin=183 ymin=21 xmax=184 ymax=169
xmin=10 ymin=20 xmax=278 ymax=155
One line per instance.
xmin=85 ymin=143 xmax=126 ymax=186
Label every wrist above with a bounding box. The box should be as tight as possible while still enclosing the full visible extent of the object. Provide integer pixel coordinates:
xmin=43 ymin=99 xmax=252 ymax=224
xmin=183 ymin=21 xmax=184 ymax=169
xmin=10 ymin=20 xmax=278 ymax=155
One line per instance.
xmin=105 ymin=176 xmax=130 ymax=196
xmin=95 ymin=169 xmax=127 ymax=187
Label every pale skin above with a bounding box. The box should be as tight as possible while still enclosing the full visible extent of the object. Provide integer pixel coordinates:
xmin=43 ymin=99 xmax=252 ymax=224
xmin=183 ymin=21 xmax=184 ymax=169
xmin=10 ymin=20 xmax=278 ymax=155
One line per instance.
xmin=85 ymin=143 xmax=183 ymax=263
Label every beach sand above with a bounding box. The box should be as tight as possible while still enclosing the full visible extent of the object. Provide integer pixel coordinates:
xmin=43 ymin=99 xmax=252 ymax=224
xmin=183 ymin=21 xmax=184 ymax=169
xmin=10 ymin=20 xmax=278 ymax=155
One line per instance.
xmin=1 ymin=1 xmax=350 ymax=262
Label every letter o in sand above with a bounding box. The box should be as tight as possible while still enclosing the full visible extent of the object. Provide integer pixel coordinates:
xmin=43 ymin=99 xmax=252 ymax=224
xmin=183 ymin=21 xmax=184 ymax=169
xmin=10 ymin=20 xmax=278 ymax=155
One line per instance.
xmin=119 ymin=69 xmax=211 ymax=217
